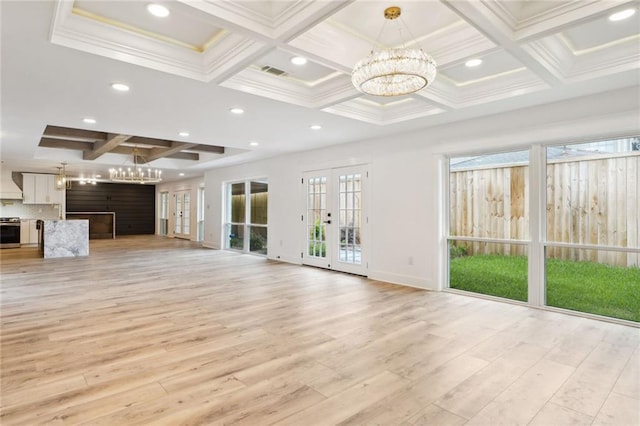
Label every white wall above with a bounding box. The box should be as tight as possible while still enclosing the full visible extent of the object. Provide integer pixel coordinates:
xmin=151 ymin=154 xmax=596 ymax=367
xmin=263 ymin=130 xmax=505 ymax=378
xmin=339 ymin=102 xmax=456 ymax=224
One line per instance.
xmin=203 ymin=87 xmax=640 ymax=291
xmin=156 ymin=176 xmax=204 ymax=241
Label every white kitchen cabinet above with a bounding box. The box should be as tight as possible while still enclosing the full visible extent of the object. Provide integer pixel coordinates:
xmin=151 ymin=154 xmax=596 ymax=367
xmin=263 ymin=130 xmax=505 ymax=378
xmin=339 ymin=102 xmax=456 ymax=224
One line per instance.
xmin=22 ymin=173 xmax=60 ymax=204
xmin=20 ymin=219 xmax=30 ymax=244
xmin=29 ymin=220 xmax=38 ymax=244
xmin=19 ymin=219 xmax=39 ymax=245
xmin=22 ymin=174 xmax=36 ymax=204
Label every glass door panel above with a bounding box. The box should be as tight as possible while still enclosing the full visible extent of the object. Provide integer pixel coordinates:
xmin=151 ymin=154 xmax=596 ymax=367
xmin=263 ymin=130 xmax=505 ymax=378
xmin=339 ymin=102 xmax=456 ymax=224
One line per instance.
xmin=160 ymin=191 xmax=169 ymax=235
xmin=304 ymin=174 xmax=330 ymax=268
xmin=182 ymin=192 xmax=190 ymax=236
xmin=338 ymin=172 xmax=362 ymax=266
xmin=249 ymin=181 xmax=268 ymax=254
xmin=226 ymin=182 xmax=246 ymax=250
xmin=197 ymin=187 xmax=204 ymax=241
xmin=174 ymin=193 xmax=182 ymax=235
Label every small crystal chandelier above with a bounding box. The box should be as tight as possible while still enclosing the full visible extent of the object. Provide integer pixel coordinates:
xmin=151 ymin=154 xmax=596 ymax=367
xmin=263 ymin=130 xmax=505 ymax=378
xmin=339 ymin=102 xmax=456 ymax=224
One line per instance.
xmin=352 ymin=6 xmax=437 ymax=96
xmin=109 ymin=147 xmax=162 ymax=184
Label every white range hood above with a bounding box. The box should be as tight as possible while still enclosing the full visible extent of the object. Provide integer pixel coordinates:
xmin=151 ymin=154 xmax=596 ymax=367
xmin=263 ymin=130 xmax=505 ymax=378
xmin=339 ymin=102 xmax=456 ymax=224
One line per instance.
xmin=0 ymin=169 xmax=23 ymax=199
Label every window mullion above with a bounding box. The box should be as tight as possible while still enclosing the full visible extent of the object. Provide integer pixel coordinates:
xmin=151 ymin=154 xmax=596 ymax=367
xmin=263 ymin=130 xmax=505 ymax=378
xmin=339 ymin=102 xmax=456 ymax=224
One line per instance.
xmin=528 ymin=144 xmax=545 ymax=307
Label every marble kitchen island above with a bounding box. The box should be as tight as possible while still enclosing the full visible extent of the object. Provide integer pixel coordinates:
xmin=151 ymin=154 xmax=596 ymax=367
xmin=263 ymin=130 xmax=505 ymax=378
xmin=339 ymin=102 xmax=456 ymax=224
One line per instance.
xmin=43 ymin=220 xmax=89 ymax=258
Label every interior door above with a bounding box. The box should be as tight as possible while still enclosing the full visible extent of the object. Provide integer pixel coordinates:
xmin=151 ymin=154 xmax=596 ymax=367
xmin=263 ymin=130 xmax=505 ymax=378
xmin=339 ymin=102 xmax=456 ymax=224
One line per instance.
xmin=303 ymin=165 xmax=367 ymax=275
xmin=174 ymin=190 xmax=191 ymax=239
xmin=159 ymin=191 xmax=169 ymax=235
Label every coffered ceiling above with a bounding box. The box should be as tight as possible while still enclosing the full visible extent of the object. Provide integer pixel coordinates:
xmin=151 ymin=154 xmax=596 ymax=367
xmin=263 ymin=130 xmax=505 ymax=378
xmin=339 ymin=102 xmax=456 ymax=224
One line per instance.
xmin=1 ymin=0 xmax=639 ymax=182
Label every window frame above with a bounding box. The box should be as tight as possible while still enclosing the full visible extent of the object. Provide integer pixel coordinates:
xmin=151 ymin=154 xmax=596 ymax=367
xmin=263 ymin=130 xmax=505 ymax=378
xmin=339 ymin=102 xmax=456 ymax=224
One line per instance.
xmin=223 ymin=178 xmax=268 ymax=256
xmin=443 ymin=138 xmax=640 ymax=324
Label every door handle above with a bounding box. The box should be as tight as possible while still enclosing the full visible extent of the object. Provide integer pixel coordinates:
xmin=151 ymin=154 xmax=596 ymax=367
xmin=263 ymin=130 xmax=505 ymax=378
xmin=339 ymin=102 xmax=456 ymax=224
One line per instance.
xmin=323 ymin=220 xmax=331 ymax=224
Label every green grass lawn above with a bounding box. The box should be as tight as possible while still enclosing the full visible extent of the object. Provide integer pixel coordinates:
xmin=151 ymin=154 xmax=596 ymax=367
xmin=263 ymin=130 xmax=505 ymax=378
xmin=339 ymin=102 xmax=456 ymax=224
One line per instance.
xmin=449 ymin=254 xmax=640 ymax=322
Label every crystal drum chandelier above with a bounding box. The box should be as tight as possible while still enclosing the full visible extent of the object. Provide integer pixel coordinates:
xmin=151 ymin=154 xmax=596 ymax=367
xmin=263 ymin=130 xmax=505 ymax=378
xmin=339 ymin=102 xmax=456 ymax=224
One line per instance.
xmin=109 ymin=148 xmax=162 ymax=184
xmin=351 ymin=6 xmax=437 ymax=97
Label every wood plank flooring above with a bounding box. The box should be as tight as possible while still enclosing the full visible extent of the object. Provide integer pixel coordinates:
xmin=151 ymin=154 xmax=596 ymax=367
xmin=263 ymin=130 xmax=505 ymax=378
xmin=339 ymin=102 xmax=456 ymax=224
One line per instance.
xmin=1 ymin=235 xmax=638 ymax=425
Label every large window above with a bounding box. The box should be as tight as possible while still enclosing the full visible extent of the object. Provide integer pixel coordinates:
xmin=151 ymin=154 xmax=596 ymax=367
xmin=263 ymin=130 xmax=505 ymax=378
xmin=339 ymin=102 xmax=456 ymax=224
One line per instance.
xmin=448 ymin=149 xmax=529 ymax=302
xmin=447 ymin=137 xmax=640 ymax=323
xmin=225 ymin=179 xmax=268 ymax=255
xmin=544 ymin=138 xmax=639 ymax=322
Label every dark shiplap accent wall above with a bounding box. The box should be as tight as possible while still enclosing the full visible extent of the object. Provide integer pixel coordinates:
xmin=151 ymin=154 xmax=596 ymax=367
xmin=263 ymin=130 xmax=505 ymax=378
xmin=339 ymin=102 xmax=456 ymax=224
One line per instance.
xmin=66 ymin=182 xmax=155 ymax=235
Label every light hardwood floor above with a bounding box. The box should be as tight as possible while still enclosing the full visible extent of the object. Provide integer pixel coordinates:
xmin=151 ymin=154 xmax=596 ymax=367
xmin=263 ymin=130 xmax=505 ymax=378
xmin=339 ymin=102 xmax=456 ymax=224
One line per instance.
xmin=1 ymin=236 xmax=638 ymax=425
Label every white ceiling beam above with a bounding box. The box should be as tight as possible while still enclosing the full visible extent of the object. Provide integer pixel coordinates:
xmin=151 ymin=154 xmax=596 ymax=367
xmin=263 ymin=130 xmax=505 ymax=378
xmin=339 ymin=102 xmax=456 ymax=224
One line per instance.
xmin=444 ymin=1 xmax=564 ymax=87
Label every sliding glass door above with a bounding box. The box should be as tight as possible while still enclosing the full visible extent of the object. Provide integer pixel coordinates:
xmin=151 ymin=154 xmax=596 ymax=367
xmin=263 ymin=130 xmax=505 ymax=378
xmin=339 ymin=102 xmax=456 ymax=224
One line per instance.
xmin=159 ymin=191 xmax=169 ymax=235
xmin=225 ymin=179 xmax=268 ymax=255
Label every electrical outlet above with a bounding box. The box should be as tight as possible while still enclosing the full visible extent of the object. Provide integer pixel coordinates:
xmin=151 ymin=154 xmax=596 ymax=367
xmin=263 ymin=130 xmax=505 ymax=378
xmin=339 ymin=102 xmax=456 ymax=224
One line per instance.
xmin=408 ymin=256 xmax=413 ymax=265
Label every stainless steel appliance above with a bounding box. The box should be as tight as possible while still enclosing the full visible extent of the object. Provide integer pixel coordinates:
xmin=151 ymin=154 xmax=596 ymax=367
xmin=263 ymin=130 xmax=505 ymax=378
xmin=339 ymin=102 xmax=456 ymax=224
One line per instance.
xmin=0 ymin=217 xmax=21 ymax=248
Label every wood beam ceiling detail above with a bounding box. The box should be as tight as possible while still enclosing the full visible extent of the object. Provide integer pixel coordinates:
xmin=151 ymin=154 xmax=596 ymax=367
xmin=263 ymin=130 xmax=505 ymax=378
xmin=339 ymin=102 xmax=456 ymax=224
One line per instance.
xmin=83 ymin=133 xmax=132 ymax=160
xmin=39 ymin=125 xmax=224 ymax=162
xmin=143 ymin=142 xmax=199 ymax=163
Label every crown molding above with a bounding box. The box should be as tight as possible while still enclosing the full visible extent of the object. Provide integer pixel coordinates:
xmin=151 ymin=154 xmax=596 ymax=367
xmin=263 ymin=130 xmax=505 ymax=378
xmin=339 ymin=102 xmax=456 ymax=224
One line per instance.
xmin=483 ymin=0 xmax=630 ymax=41
xmin=524 ymin=34 xmax=640 ymax=82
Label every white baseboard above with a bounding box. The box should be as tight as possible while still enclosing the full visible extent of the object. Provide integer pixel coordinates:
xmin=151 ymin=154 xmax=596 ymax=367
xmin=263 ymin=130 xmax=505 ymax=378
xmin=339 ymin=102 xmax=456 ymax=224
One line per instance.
xmin=368 ymin=270 xmax=436 ymax=291
xmin=267 ymin=255 xmax=303 ymax=265
xmin=202 ymin=241 xmax=220 ymax=250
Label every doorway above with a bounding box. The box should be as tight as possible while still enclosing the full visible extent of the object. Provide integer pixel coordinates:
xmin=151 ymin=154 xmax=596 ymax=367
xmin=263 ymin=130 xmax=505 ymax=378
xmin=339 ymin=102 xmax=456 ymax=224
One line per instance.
xmin=197 ymin=186 xmax=205 ymax=241
xmin=224 ymin=180 xmax=268 ymax=255
xmin=303 ymin=165 xmax=367 ymax=275
xmin=174 ymin=190 xmax=190 ymax=239
xmin=159 ymin=191 xmax=169 ymax=236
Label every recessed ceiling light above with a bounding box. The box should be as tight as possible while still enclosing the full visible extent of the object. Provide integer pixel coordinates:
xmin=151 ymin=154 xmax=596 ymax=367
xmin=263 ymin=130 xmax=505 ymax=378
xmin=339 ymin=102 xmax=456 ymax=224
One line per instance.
xmin=95 ymin=174 xmax=102 ymax=178
xmin=111 ymin=83 xmax=130 ymax=92
xmin=291 ymin=56 xmax=307 ymax=66
xmin=179 ymin=131 xmax=190 ymax=137
xmin=147 ymin=3 xmax=170 ymax=17
xmin=83 ymin=118 xmax=96 ymax=124
xmin=179 ymin=173 xmax=185 ymax=176
xmin=229 ymin=107 xmax=244 ymax=114
xmin=310 ymin=124 xmax=322 ymax=130
xmin=465 ymin=58 xmax=483 ymax=67
xmin=609 ymin=8 xmax=636 ymax=21
xmin=249 ymin=141 xmax=259 ymax=147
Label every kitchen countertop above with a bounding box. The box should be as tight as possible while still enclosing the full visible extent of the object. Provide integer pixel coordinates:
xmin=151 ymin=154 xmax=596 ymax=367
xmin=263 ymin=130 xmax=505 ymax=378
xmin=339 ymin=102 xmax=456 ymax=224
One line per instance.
xmin=43 ymin=220 xmax=89 ymax=258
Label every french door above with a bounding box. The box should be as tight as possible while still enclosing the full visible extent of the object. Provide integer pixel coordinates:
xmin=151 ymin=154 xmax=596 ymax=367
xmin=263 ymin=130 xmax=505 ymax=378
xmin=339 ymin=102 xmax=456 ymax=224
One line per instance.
xmin=174 ymin=190 xmax=190 ymax=239
xmin=303 ymin=165 xmax=367 ymax=275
